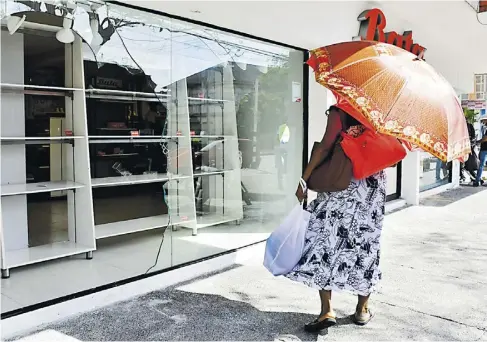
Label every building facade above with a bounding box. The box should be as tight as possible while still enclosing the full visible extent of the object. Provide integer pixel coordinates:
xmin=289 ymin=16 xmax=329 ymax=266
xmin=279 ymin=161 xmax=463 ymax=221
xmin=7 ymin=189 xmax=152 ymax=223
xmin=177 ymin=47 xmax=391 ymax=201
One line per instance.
xmin=0 ymin=0 xmax=482 ymax=317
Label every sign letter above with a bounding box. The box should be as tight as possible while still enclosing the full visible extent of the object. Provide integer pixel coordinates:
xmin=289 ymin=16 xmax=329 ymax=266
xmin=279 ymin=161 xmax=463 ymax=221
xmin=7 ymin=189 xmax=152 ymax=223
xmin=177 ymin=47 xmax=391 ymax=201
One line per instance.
xmin=357 ymin=8 xmax=386 ymax=42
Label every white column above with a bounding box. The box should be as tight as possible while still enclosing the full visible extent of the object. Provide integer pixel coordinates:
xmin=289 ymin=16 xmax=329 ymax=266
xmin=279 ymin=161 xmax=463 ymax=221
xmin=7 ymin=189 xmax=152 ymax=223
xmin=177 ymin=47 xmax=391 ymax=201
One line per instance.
xmin=401 ymin=151 xmax=420 ymax=205
xmin=451 ymin=160 xmax=460 ymax=188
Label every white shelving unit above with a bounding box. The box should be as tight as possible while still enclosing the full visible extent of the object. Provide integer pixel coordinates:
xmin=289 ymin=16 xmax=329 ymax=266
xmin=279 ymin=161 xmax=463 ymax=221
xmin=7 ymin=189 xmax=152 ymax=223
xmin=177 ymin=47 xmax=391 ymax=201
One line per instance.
xmin=0 ymin=26 xmax=245 ymax=277
xmin=180 ymin=65 xmax=244 ymax=235
xmin=0 ymin=30 xmax=95 ymax=278
xmin=86 ymin=78 xmax=197 ymax=240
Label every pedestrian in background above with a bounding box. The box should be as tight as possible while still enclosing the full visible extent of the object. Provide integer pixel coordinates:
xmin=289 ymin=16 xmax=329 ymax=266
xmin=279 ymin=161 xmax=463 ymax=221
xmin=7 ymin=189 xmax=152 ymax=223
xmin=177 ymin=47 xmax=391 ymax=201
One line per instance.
xmin=463 ymin=118 xmax=479 ymax=183
xmin=474 ymin=118 xmax=487 ymax=187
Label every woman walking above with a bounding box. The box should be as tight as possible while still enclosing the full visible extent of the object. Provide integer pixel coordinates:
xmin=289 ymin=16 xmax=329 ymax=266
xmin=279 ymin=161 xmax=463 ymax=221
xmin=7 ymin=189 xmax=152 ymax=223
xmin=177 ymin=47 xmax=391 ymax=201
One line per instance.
xmin=289 ymin=105 xmax=386 ymax=332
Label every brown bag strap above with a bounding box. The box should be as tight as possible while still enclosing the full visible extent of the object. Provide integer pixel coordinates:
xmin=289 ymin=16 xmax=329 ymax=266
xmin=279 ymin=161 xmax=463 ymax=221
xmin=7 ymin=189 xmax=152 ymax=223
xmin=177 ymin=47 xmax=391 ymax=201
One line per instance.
xmin=334 ymin=109 xmax=348 ymax=144
xmin=336 ymin=109 xmax=348 ymax=133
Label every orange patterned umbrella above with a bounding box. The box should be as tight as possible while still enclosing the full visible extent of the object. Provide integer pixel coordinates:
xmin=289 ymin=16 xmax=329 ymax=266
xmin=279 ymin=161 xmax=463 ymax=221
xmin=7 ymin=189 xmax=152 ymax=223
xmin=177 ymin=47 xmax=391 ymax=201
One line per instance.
xmin=308 ymin=41 xmax=471 ymax=162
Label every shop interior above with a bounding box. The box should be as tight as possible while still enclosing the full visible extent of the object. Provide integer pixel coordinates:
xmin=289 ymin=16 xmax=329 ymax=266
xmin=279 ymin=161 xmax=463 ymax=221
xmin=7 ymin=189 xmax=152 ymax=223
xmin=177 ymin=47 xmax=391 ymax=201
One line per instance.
xmin=0 ymin=5 xmax=303 ymax=313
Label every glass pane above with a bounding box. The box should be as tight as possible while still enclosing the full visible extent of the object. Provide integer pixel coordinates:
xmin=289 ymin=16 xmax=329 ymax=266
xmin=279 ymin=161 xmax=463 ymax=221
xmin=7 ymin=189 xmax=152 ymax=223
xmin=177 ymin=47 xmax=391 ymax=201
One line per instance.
xmin=419 ymin=154 xmax=450 ymax=191
xmin=79 ymin=5 xmax=175 ymax=274
xmin=168 ymin=18 xmax=304 ymax=265
xmin=0 ymin=0 xmax=304 ymax=312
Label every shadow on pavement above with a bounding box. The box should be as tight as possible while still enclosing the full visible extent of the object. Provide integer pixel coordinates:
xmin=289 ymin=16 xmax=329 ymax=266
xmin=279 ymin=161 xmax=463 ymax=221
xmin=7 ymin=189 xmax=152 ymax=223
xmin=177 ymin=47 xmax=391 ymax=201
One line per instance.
xmin=419 ymin=185 xmax=487 ymax=207
xmin=20 ymin=289 xmax=342 ymax=341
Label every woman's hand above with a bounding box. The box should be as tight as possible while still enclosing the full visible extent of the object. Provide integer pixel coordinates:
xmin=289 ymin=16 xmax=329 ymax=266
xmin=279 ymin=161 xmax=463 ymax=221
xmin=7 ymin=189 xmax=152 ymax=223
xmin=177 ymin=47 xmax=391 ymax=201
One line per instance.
xmin=295 ymin=182 xmax=307 ymax=203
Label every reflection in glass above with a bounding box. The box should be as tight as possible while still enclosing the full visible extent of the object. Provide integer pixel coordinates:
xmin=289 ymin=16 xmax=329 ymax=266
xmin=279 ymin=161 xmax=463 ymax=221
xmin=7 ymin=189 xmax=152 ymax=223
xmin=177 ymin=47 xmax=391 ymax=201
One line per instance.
xmin=419 ymin=154 xmax=450 ymax=191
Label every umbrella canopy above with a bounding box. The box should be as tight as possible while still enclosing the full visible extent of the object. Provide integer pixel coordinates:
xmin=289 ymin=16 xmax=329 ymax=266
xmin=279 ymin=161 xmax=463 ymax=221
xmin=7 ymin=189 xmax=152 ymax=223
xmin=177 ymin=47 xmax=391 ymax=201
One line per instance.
xmin=308 ymin=41 xmax=471 ymax=162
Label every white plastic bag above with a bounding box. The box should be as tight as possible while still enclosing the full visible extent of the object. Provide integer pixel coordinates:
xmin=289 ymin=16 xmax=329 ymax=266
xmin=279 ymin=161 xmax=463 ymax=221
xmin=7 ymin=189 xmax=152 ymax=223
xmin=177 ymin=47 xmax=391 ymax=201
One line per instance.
xmin=263 ymin=186 xmax=311 ymax=276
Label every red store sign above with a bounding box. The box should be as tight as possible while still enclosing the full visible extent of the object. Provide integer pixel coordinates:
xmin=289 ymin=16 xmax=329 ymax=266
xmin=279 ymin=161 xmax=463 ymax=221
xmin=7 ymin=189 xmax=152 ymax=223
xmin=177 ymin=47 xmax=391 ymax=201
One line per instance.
xmin=355 ymin=8 xmax=426 ymax=58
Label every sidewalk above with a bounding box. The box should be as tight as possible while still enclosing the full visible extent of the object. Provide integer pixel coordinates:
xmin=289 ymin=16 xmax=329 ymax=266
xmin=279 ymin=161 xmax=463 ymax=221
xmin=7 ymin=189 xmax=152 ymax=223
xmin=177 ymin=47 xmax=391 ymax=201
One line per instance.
xmin=9 ymin=186 xmax=487 ymax=341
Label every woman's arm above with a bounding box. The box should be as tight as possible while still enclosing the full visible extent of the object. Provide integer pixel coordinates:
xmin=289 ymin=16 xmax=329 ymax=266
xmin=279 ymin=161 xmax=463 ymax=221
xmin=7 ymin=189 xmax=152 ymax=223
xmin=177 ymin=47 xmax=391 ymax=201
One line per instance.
xmin=302 ymin=110 xmax=343 ymax=182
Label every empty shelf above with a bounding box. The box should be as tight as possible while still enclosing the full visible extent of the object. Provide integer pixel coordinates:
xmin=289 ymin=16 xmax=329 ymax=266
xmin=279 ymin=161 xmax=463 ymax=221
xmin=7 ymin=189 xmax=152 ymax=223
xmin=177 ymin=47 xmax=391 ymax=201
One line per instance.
xmin=1 ymin=136 xmax=83 ymax=145
xmin=1 ymin=83 xmax=82 ymax=97
xmin=1 ymin=181 xmax=84 ymax=196
xmin=86 ymin=88 xmax=170 ymax=103
xmin=196 ymin=213 xmax=241 ymax=229
xmin=193 ymin=170 xmax=233 ymax=177
xmin=89 ymin=136 xmax=181 ymax=144
xmin=4 ymin=242 xmax=92 ymax=268
xmin=188 ymin=97 xmax=229 ymax=103
xmin=96 ymin=214 xmax=185 ymax=239
xmin=91 ymin=173 xmax=188 ymax=188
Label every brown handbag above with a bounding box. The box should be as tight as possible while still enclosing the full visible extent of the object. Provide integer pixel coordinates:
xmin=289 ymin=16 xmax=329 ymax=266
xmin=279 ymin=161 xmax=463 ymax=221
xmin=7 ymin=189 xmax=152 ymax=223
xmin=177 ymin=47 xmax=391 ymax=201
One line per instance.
xmin=307 ymin=112 xmax=353 ymax=193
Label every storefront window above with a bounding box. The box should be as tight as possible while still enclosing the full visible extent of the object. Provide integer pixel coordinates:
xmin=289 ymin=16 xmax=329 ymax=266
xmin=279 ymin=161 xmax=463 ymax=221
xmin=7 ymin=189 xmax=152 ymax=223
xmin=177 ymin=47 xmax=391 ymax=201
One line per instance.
xmin=419 ymin=153 xmax=450 ymax=191
xmin=0 ymin=1 xmax=304 ymax=312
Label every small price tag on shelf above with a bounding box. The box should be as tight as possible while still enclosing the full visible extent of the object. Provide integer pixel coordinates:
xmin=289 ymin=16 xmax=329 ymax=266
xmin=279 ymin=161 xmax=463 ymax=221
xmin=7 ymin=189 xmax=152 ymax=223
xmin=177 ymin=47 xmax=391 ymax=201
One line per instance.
xmin=64 ymin=130 xmax=73 ymax=136
xmin=181 ymin=216 xmax=189 ymax=221
xmin=130 ymin=130 xmax=140 ymax=137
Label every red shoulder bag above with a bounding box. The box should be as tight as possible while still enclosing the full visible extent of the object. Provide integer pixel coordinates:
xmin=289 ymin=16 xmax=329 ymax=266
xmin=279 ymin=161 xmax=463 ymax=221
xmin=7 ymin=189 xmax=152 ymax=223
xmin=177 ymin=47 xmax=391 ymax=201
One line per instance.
xmin=340 ymin=129 xmax=406 ymax=179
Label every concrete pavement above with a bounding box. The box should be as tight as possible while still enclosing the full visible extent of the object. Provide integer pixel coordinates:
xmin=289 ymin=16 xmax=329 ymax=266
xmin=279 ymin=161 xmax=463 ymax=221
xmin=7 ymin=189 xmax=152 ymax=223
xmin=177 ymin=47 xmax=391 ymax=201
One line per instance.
xmin=10 ymin=186 xmax=487 ymax=341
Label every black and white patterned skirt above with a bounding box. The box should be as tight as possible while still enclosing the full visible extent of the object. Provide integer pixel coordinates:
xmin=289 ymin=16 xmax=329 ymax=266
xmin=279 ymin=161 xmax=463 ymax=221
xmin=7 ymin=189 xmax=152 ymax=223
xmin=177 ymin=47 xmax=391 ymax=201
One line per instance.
xmin=285 ymin=171 xmax=387 ymax=296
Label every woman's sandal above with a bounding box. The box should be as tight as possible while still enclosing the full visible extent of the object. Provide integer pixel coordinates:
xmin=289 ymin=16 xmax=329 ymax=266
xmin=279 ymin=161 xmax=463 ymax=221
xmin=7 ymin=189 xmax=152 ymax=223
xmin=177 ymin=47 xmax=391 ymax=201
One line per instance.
xmin=352 ymin=308 xmax=374 ymax=326
xmin=304 ymin=313 xmax=337 ymax=332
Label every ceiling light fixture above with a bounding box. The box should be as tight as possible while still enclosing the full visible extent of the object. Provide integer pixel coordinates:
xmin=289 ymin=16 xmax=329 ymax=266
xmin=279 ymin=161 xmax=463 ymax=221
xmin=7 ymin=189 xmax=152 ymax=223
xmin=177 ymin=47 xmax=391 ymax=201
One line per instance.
xmin=6 ymin=14 xmax=26 ymax=35
xmin=56 ymin=17 xmax=75 ymax=44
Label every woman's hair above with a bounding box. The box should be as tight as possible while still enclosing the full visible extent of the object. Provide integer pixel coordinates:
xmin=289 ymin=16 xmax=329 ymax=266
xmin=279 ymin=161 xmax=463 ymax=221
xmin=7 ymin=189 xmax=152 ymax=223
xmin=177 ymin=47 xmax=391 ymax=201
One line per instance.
xmin=326 ymin=105 xmax=361 ymax=127
xmin=325 ymin=105 xmax=340 ymax=116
